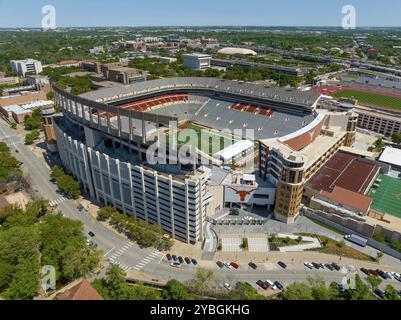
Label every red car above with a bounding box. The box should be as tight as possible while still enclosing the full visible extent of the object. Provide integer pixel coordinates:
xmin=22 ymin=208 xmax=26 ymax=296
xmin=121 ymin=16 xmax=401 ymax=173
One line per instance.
xmin=230 ymin=262 xmax=239 ymax=269
xmin=369 ymin=269 xmax=379 ymax=277
xmin=166 ymin=253 xmax=172 ymax=261
xmin=256 ymin=280 xmax=268 ymax=290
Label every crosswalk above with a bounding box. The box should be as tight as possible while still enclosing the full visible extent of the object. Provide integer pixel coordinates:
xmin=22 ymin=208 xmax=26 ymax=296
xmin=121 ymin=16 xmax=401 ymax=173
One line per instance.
xmin=107 ymin=242 xmax=134 ymax=263
xmin=133 ymin=249 xmax=161 ymax=271
xmin=111 ymin=261 xmax=132 ymax=273
xmin=49 ymin=196 xmax=67 ymax=207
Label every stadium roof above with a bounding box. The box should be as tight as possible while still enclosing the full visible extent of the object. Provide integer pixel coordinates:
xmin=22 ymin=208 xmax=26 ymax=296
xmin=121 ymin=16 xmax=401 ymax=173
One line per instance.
xmin=213 ymin=139 xmax=254 ymax=162
xmin=218 ymin=47 xmax=257 ymax=56
xmin=80 ymin=77 xmax=321 ymax=109
xmin=379 ymin=147 xmax=401 ymax=168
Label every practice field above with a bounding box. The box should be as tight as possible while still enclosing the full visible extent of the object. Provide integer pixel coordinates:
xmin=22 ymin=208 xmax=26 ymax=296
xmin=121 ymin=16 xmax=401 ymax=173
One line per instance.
xmin=164 ymin=121 xmax=243 ymax=156
xmin=367 ymin=175 xmax=401 ymax=218
xmin=331 ymin=89 xmax=401 ymax=110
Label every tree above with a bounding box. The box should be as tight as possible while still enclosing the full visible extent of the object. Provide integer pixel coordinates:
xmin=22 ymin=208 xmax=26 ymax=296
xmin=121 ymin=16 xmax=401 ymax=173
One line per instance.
xmin=391 ymin=133 xmax=401 ymax=146
xmin=24 ymin=130 xmax=40 ymax=145
xmin=3 ymin=258 xmax=40 ymax=300
xmin=163 ymin=279 xmax=190 ymax=300
xmin=50 ymin=165 xmax=65 ymax=181
xmin=39 ymin=214 xmax=99 ymax=283
xmin=279 ymin=282 xmax=314 ymax=300
xmin=375 ymin=252 xmax=384 ymax=262
xmin=228 ymin=282 xmax=265 ymax=300
xmin=187 ymin=268 xmax=214 ymax=297
xmin=92 ymin=265 xmax=128 ymax=300
xmin=366 ymin=275 xmax=382 ymax=291
xmin=373 ymin=138 xmax=385 ymax=151
xmin=347 ymin=275 xmax=375 ymax=300
xmin=308 ymin=276 xmax=336 ymax=300
xmin=97 ymin=205 xmax=116 ymax=221
xmin=384 ymin=285 xmax=400 ymax=300
xmin=57 ymin=175 xmax=81 ymax=199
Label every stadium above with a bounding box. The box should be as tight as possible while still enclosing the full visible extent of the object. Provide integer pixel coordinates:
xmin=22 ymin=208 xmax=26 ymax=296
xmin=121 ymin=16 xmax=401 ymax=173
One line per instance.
xmin=52 ymin=77 xmax=358 ymax=243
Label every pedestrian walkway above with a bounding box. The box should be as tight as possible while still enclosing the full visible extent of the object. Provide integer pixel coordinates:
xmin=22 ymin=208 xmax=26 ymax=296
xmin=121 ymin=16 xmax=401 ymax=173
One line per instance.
xmin=111 ymin=261 xmax=132 ymax=273
xmin=222 ymin=237 xmax=242 ymax=252
xmin=49 ymin=196 xmax=67 ymax=207
xmin=107 ymin=242 xmax=134 ymax=263
xmin=248 ymin=237 xmax=269 ymax=252
xmin=133 ymin=249 xmax=161 ymax=271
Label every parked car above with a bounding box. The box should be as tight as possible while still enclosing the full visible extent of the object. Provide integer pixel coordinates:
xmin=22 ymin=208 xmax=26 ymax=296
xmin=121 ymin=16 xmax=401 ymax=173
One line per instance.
xmin=360 ymin=268 xmax=370 ymax=275
xmin=337 ymin=283 xmax=346 ymax=295
xmin=248 ymin=262 xmax=258 ymax=270
xmin=191 ymin=258 xmax=198 ymax=265
xmin=274 ymin=281 xmax=284 ymax=290
xmin=229 ymin=208 xmax=240 ymax=216
xmin=278 ymin=261 xmax=287 ymax=269
xmin=216 ymin=261 xmax=224 ymax=268
xmin=374 ymin=289 xmax=385 ymax=299
xmin=369 ymin=269 xmax=379 ymax=277
xmin=178 ymin=256 xmax=184 ymax=264
xmin=304 ymin=262 xmax=314 ymax=269
xmin=172 ymin=255 xmax=178 ymax=262
xmin=325 ymin=264 xmax=334 ymax=271
xmin=256 ymin=280 xmax=268 ymax=290
xmin=88 ymin=231 xmax=95 ymax=237
xmin=266 ymin=279 xmax=277 ymax=290
xmin=166 ymin=254 xmax=172 ymax=261
xmin=170 ymin=262 xmax=181 ymax=268
xmin=224 ymin=261 xmax=232 ymax=269
xmin=312 ymin=262 xmax=320 ymax=269
xmin=377 ymin=269 xmax=389 ymax=280
xmin=184 ymin=257 xmax=191 ymax=264
xmin=385 ymin=272 xmax=394 ymax=280
xmin=224 ymin=283 xmax=232 ymax=290
xmin=318 ymin=263 xmax=325 ymax=269
xmin=331 ymin=263 xmax=341 ymax=271
xmin=230 ymin=261 xmax=239 ymax=269
xmin=77 ymin=204 xmax=84 ymax=211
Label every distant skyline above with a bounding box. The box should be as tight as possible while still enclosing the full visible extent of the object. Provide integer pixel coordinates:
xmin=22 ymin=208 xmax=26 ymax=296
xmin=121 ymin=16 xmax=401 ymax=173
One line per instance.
xmin=0 ymin=0 xmax=400 ymax=28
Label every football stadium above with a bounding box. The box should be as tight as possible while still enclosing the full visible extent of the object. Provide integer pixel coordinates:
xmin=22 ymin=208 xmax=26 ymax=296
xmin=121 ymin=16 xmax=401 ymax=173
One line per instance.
xmin=52 ymin=77 xmax=359 ymax=242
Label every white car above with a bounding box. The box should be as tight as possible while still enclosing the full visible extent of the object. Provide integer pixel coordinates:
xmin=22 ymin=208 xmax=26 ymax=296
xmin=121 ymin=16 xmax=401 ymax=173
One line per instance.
xmin=224 ymin=283 xmax=232 ymax=290
xmin=304 ymin=262 xmax=313 ymax=269
xmin=385 ymin=272 xmax=394 ymax=280
xmin=266 ymin=279 xmax=277 ymax=290
xmin=224 ymin=261 xmax=232 ymax=269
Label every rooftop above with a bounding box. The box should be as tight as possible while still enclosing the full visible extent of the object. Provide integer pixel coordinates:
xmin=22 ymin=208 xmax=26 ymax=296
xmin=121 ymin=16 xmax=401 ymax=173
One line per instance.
xmin=79 ymin=77 xmax=321 ymax=109
xmin=306 ymin=150 xmax=380 ymax=194
xmin=379 ymin=147 xmax=401 ymax=168
xmin=55 ymin=279 xmax=103 ymax=301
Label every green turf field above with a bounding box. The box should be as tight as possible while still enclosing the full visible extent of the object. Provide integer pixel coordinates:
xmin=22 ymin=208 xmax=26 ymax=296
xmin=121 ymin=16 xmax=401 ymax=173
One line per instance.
xmin=165 ymin=122 xmax=243 ymax=157
xmin=331 ymin=90 xmax=401 ymax=110
xmin=367 ymin=175 xmax=401 ymax=218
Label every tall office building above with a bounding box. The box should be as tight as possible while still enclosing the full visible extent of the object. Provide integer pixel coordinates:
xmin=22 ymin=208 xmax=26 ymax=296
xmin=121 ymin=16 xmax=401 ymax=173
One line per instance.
xmin=10 ymin=59 xmax=43 ymax=76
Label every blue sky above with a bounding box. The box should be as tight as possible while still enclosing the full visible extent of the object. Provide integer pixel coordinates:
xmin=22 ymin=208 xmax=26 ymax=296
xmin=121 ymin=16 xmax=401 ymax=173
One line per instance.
xmin=0 ymin=0 xmax=400 ymax=28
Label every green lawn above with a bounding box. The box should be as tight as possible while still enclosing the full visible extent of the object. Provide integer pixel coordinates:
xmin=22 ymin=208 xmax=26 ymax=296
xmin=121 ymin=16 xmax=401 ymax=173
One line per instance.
xmin=367 ymin=175 xmax=401 ymax=219
xmin=165 ymin=122 xmax=242 ymax=157
xmin=331 ymin=89 xmax=401 ymax=110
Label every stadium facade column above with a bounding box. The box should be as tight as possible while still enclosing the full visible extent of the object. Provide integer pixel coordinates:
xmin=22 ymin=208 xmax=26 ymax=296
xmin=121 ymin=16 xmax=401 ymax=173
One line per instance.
xmin=154 ymin=171 xmax=161 ymax=225
xmin=169 ymin=175 xmax=176 ymax=239
xmin=185 ymin=180 xmax=190 ymax=244
xmin=127 ymin=163 xmax=138 ymax=219
xmin=139 ymin=166 xmax=149 ymax=223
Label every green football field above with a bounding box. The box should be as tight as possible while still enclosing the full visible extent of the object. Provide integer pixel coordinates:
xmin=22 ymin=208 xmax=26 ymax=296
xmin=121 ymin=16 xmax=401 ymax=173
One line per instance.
xmin=164 ymin=122 xmax=242 ymax=157
xmin=331 ymin=89 xmax=401 ymax=110
xmin=367 ymin=175 xmax=401 ymax=218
